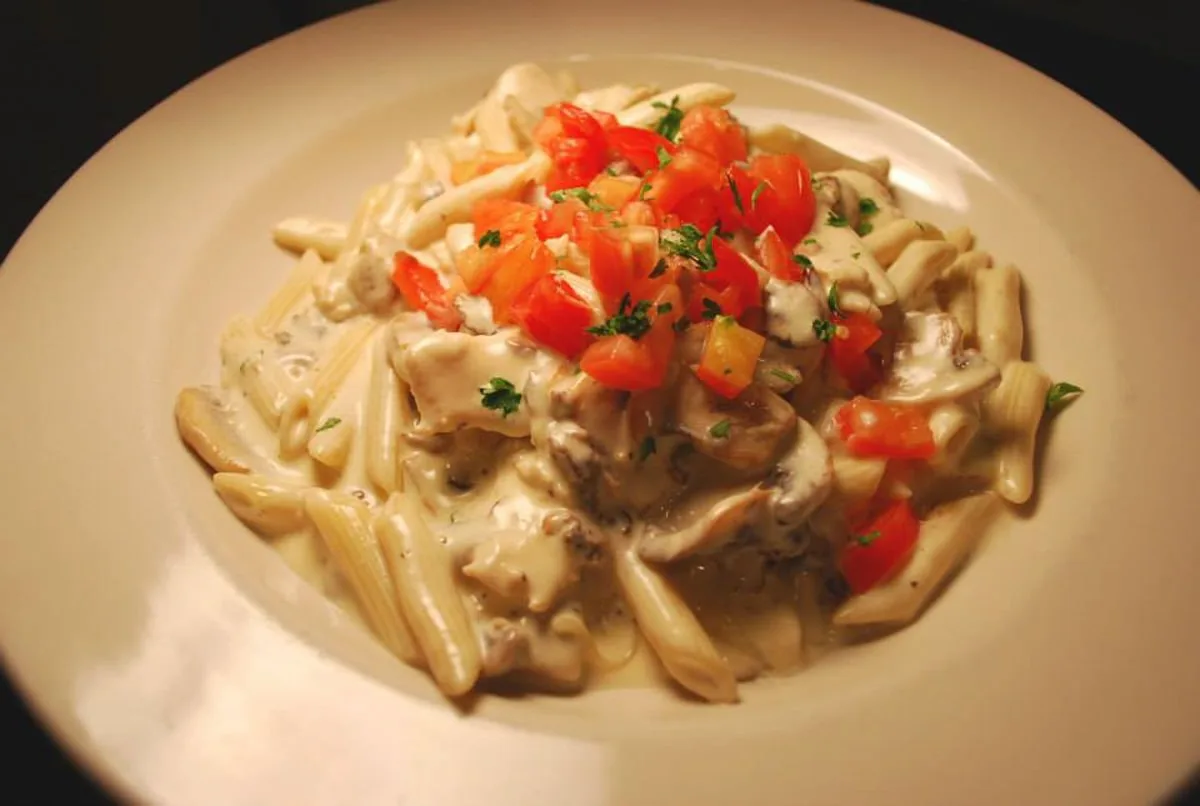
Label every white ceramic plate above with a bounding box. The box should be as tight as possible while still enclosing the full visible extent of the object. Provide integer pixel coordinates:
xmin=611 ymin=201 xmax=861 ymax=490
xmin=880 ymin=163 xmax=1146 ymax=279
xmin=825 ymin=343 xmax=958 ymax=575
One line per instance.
xmin=2 ymin=2 xmax=1198 ymax=804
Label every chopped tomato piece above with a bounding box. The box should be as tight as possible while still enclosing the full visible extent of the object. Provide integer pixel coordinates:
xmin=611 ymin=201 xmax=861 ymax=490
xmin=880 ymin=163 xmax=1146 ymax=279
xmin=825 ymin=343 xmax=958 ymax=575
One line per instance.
xmin=511 ymin=273 xmax=597 ymax=359
xmin=618 ymin=200 xmax=662 ymax=228
xmin=839 ymin=498 xmax=921 ymax=594
xmin=679 ymin=105 xmax=748 ymax=166
xmin=606 ymin=126 xmax=677 ymax=173
xmin=472 ymin=198 xmax=539 ymax=238
xmin=391 ymin=252 xmax=462 ymax=330
xmin=707 ymin=238 xmax=762 ymax=312
xmin=643 ymin=147 xmax=723 ymax=212
xmin=834 ymin=397 xmax=936 ymax=460
xmin=534 ymin=103 xmax=610 ymax=192
xmin=536 ymin=197 xmax=588 ymax=240
xmin=717 ymin=163 xmax=758 ymax=232
xmin=473 ymin=237 xmax=555 ymax=324
xmin=694 ymin=315 xmax=766 ymax=399
xmin=756 ymin=227 xmax=804 ymax=282
xmin=579 ymin=226 xmax=634 ymax=312
xmin=745 ymin=153 xmax=817 ymax=245
xmin=687 ymin=283 xmax=742 ymax=322
xmin=450 ymin=150 xmax=526 ymax=185
xmin=828 ymin=312 xmax=883 ymax=393
xmin=587 ymin=173 xmax=641 ymax=209
xmin=670 ymin=185 xmax=722 ymax=232
xmin=580 ymin=285 xmax=680 ymax=391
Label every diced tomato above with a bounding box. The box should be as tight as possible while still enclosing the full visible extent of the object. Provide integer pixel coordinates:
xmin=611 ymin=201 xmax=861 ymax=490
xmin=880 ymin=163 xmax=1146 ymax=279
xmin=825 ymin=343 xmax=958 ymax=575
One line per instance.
xmin=828 ymin=312 xmax=883 ymax=393
xmin=706 ymin=238 xmax=762 ymax=312
xmin=579 ymin=226 xmax=634 ymax=312
xmin=511 ymin=273 xmax=597 ymax=359
xmin=587 ymin=174 xmax=641 ymax=209
xmin=670 ymin=185 xmax=722 ymax=232
xmin=391 ymin=252 xmax=462 ymax=331
xmin=536 ymin=197 xmax=588 ymax=240
xmin=580 ymin=285 xmax=681 ymax=391
xmin=450 ymin=150 xmax=526 ymax=185
xmin=473 ymin=237 xmax=555 ymax=324
xmin=834 ymin=396 xmax=935 ymax=460
xmin=716 ymin=163 xmax=758 ymax=231
xmin=606 ymin=126 xmax=677 ymax=174
xmin=592 ymin=110 xmax=619 ymax=132
xmin=745 ymin=153 xmax=817 ymax=245
xmin=618 ymin=200 xmax=662 ymax=228
xmin=472 ymin=198 xmax=539 ymax=238
xmin=838 ymin=498 xmax=921 ymax=594
xmin=643 ymin=147 xmax=723 ymax=212
xmin=534 ymin=103 xmax=611 ymax=192
xmin=679 ymin=105 xmax=748 ymax=166
xmin=687 ymin=282 xmax=742 ymax=322
xmin=756 ymin=227 xmax=804 ymax=282
xmin=694 ymin=315 xmax=766 ymax=399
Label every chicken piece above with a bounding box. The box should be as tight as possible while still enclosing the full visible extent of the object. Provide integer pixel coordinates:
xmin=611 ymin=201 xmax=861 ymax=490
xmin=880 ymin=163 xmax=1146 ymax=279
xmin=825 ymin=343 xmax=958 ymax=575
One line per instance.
xmin=875 ymin=312 xmax=1000 ymax=405
xmin=673 ymin=374 xmax=797 ymax=471
xmin=478 ymin=615 xmax=587 ymax=686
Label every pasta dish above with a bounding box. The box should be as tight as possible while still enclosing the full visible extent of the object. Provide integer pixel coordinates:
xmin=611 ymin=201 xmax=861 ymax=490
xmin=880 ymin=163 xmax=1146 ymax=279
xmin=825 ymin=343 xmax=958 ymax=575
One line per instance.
xmin=174 ymin=64 xmax=1081 ymax=703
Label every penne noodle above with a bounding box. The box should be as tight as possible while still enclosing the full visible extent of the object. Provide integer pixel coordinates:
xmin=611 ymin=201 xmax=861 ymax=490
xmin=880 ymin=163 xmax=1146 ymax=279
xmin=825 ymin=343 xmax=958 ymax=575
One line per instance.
xmin=974 ymin=263 xmax=1024 ymax=367
xmin=213 ymin=472 xmax=309 ymax=536
xmin=364 ymin=339 xmax=403 ymax=494
xmin=836 ymin=288 xmax=882 ymax=321
xmin=376 ymin=483 xmax=482 ymax=696
xmin=830 ymin=455 xmax=888 ymax=502
xmin=887 ymin=239 xmax=958 ymax=308
xmin=927 ymin=402 xmax=981 ymax=472
xmin=308 ymin=320 xmax=379 ymax=419
xmin=307 ymin=408 xmax=356 ymax=470
xmin=573 ymin=83 xmax=658 ymax=114
xmin=982 ymin=361 xmax=1052 ymax=504
xmin=174 ymin=387 xmax=256 ymax=473
xmin=862 ymin=218 xmax=946 ymax=268
xmin=747 ymin=123 xmax=888 ymax=184
xmin=256 ymin=248 xmax=323 ymax=333
xmin=272 ymin=219 xmax=347 ymax=262
xmin=944 ymin=225 xmax=974 ymax=253
xmin=834 ymin=493 xmax=1000 ymax=627
xmin=613 ymin=542 xmax=738 ymax=703
xmin=937 ymin=250 xmax=991 ymax=344
xmin=220 ymin=317 xmax=293 ymax=429
xmin=306 ymin=490 xmax=422 ymax=664
xmin=277 ymin=389 xmax=312 ymax=461
xmin=617 ymin=83 xmax=736 ymax=128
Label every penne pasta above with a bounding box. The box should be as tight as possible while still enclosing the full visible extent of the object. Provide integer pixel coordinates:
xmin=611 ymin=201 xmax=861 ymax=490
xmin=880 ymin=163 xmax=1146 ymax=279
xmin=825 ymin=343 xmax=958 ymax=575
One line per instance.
xmin=927 ymin=402 xmax=981 ymax=472
xmin=617 ymin=83 xmax=735 ymax=128
xmin=834 ymin=493 xmax=1000 ymax=627
xmin=256 ymin=248 xmax=323 ymax=333
xmin=936 ymin=250 xmax=991 ymax=344
xmin=944 ymin=225 xmax=974 ymax=253
xmin=830 ymin=455 xmax=888 ymax=502
xmin=308 ymin=320 xmax=379 ymax=419
xmin=174 ymin=386 xmax=256 ymax=474
xmin=220 ymin=317 xmax=293 ymax=429
xmin=307 ymin=407 xmax=356 ymax=470
xmin=376 ymin=483 xmax=481 ymax=697
xmin=887 ymin=239 xmax=958 ymax=308
xmin=982 ymin=361 xmax=1052 ymax=504
xmin=306 ymin=490 xmax=422 ymax=664
xmin=213 ymin=473 xmax=308 ymax=535
xmin=862 ymin=217 xmax=946 ymax=268
xmin=974 ymin=263 xmax=1024 ymax=367
xmin=747 ymin=123 xmax=889 ymax=184
xmin=613 ymin=542 xmax=738 ymax=703
xmin=272 ymin=219 xmax=347 ymax=262
xmin=364 ymin=338 xmax=404 ymax=494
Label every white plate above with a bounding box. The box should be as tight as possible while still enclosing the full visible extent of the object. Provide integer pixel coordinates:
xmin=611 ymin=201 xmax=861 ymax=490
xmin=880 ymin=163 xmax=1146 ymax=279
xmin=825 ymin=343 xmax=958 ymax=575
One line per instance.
xmin=2 ymin=2 xmax=1198 ymax=804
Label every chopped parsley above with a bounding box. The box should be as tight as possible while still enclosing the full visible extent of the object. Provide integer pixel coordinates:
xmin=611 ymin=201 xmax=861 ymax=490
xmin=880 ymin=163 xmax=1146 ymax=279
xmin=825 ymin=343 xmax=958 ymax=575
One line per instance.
xmin=1045 ymin=382 xmax=1083 ymax=412
xmin=588 ymin=294 xmax=654 ymax=339
xmin=638 ymin=181 xmax=653 ymax=201
xmin=648 ymin=258 xmax=668 ymax=279
xmin=793 ymin=254 xmax=814 ymax=270
xmin=661 ymin=224 xmax=719 ymax=272
xmin=673 ymin=317 xmax=692 ymax=333
xmin=548 ymin=187 xmax=614 ymax=212
xmin=605 ymin=165 xmax=620 ymax=176
xmin=480 ymin=377 xmax=522 ymax=418
xmin=637 ymin=436 xmax=657 ymax=462
xmin=727 ymin=172 xmax=745 ymax=214
xmin=812 ymin=318 xmax=837 ymax=342
xmin=855 ymin=221 xmax=874 ymax=236
xmin=701 ymin=298 xmax=723 ymax=320
xmin=858 ymin=197 xmax=880 ymax=216
xmin=657 ymin=302 xmax=674 ymax=314
xmin=477 ymin=229 xmax=502 ymax=248
xmin=855 ymin=530 xmax=882 ymax=547
xmin=802 ymin=237 xmax=819 ymax=246
xmin=315 ymin=417 xmax=342 ymax=433
xmin=709 ymin=419 xmax=732 ymax=439
xmin=769 ymin=368 xmax=798 ymax=384
xmin=656 ymin=146 xmax=673 ymax=170
xmin=651 ymin=95 xmax=684 ymax=142
xmin=851 ymin=251 xmax=861 ymax=259
xmin=826 ymin=211 xmax=850 ymax=228
xmin=751 ymin=181 xmax=768 ymax=208
xmin=827 ymin=281 xmax=842 ymax=316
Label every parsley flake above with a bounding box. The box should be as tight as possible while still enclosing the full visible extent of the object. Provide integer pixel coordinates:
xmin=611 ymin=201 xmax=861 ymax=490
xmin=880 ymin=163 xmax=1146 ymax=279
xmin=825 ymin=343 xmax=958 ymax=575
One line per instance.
xmin=315 ymin=417 xmax=342 ymax=433
xmin=769 ymin=368 xmax=799 ymax=384
xmin=548 ymin=187 xmax=614 ymax=212
xmin=855 ymin=221 xmax=874 ymax=236
xmin=727 ymin=172 xmax=745 ymax=214
xmin=637 ymin=436 xmax=657 ymax=462
xmin=588 ymin=295 xmax=654 ymax=340
xmin=480 ymin=377 xmax=522 ymax=418
xmin=802 ymin=237 xmax=819 ymax=246
xmin=651 ymin=95 xmax=684 ymax=142
xmin=826 ymin=211 xmax=850 ymax=228
xmin=812 ymin=318 xmax=837 ymax=342
xmin=709 ymin=419 xmax=732 ymax=439
xmin=648 ymin=258 xmax=668 ymax=279
xmin=855 ymin=530 xmax=882 ymax=547
xmin=858 ymin=197 xmax=880 ymax=216
xmin=751 ymin=181 xmax=768 ymax=208
xmin=477 ymin=229 xmax=502 ymax=248
xmin=827 ymin=281 xmax=842 ymax=316
xmin=793 ymin=254 xmax=814 ymax=270
xmin=1045 ymin=382 xmax=1083 ymax=412
xmin=701 ymin=298 xmax=723 ymax=320
xmin=673 ymin=317 xmax=692 ymax=333
xmin=657 ymin=302 xmax=674 ymax=314
xmin=656 ymin=146 xmax=673 ymax=170
xmin=661 ymin=224 xmax=719 ymax=272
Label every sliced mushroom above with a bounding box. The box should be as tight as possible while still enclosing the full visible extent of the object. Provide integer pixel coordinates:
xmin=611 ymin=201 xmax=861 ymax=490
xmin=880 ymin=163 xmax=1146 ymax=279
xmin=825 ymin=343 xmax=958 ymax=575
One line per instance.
xmin=673 ymin=374 xmax=797 ymax=471
xmin=346 ymin=236 xmax=398 ymax=312
xmin=804 ymin=207 xmax=898 ymax=307
xmin=175 ymin=387 xmax=257 ymax=473
xmin=832 ymin=169 xmax=902 ymax=230
xmin=212 ymin=473 xmax=309 ymax=536
xmin=478 ymin=615 xmax=586 ymax=686
xmin=763 ymin=419 xmax=833 ymax=535
xmin=875 ymin=312 xmax=1000 ymax=405
xmin=813 ymin=174 xmax=861 ymax=232
xmin=638 ymin=487 xmax=770 ymax=563
xmin=747 ymin=124 xmax=889 ymax=184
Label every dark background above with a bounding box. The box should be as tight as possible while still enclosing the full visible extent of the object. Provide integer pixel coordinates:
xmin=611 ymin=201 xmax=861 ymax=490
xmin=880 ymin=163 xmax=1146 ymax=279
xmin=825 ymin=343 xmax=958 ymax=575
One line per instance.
xmin=1 ymin=0 xmax=1197 ymax=802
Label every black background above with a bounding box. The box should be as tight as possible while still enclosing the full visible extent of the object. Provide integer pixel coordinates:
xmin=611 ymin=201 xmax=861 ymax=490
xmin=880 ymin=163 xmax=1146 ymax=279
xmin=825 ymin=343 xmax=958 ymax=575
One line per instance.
xmin=1 ymin=0 xmax=1197 ymax=803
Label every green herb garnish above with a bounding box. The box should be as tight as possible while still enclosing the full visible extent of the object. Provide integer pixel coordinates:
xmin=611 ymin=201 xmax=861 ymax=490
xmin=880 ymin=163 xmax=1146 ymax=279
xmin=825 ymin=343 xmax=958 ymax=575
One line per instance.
xmin=727 ymin=172 xmax=745 ymax=214
xmin=827 ymin=281 xmax=841 ymax=316
xmin=709 ymin=419 xmax=732 ymax=439
xmin=477 ymin=229 xmax=502 ymax=248
xmin=701 ymin=298 xmax=723 ymax=320
xmin=656 ymin=146 xmax=673 ymax=170
xmin=812 ymin=318 xmax=837 ymax=342
xmin=802 ymin=237 xmax=819 ymax=246
xmin=858 ymin=198 xmax=880 ymax=216
xmin=855 ymin=530 xmax=882 ymax=547
xmin=751 ymin=181 xmax=768 ymax=208
xmin=657 ymin=302 xmax=673 ymax=314
xmin=769 ymin=368 xmax=799 ymax=384
xmin=548 ymin=187 xmax=614 ymax=212
xmin=480 ymin=377 xmax=522 ymax=417
xmin=661 ymin=224 xmax=719 ymax=272
xmin=651 ymin=95 xmax=684 ymax=142
xmin=315 ymin=417 xmax=342 ymax=433
xmin=793 ymin=254 xmax=814 ymax=270
xmin=673 ymin=317 xmax=692 ymax=333
xmin=637 ymin=436 xmax=657 ymax=462
xmin=1045 ymin=382 xmax=1083 ymax=412
xmin=588 ymin=294 xmax=654 ymax=340
xmin=648 ymin=258 xmax=668 ymax=279
xmin=855 ymin=221 xmax=874 ymax=236
xmin=826 ymin=211 xmax=850 ymax=228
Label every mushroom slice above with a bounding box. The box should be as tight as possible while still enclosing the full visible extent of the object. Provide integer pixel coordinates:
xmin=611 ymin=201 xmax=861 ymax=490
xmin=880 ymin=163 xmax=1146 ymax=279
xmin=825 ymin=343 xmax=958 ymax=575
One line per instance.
xmin=638 ymin=486 xmax=770 ymax=563
xmin=763 ymin=419 xmax=833 ymax=537
xmin=747 ymin=124 xmax=888 ymax=184
xmin=674 ymin=374 xmax=797 ymax=471
xmin=212 ymin=473 xmax=309 ymax=536
xmin=174 ymin=386 xmax=257 ymax=473
xmin=875 ymin=312 xmax=1000 ymax=405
